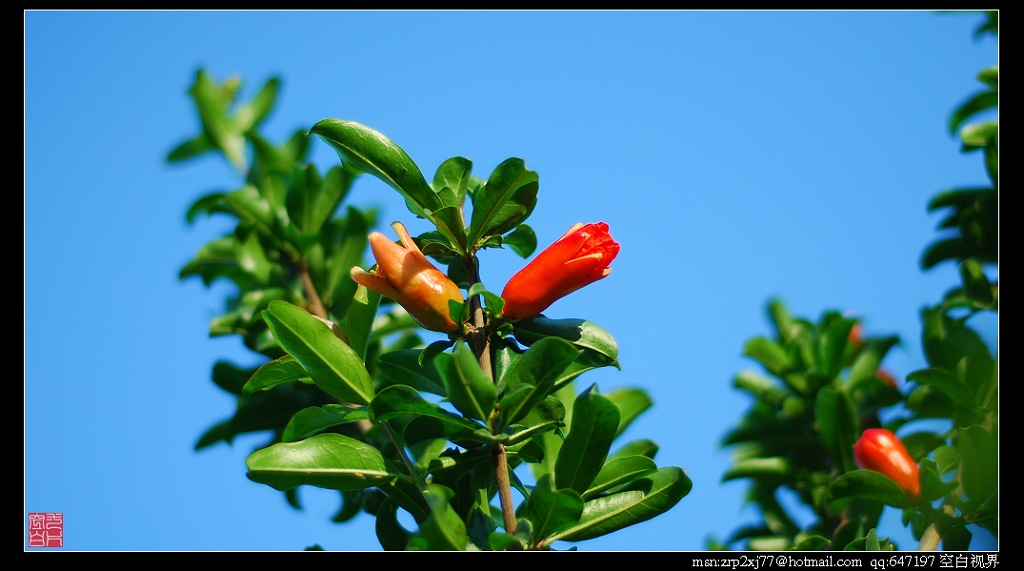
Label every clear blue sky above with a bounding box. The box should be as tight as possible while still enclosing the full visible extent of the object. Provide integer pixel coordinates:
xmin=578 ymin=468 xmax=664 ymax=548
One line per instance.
xmin=25 ymin=10 xmax=997 ymax=551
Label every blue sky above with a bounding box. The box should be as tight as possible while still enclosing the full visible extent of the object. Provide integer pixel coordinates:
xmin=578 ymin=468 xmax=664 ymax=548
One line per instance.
xmin=25 ymin=10 xmax=997 ymax=551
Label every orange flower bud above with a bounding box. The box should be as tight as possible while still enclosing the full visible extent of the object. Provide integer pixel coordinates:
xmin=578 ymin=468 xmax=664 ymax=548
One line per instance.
xmin=500 ymin=222 xmax=620 ymax=320
xmin=351 ymin=221 xmax=463 ymax=333
xmin=853 ymin=428 xmax=920 ymax=502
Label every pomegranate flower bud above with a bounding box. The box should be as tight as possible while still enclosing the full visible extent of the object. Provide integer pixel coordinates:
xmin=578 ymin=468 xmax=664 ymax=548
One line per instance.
xmin=351 ymin=221 xmax=463 ymax=333
xmin=500 ymin=222 xmax=620 ymax=320
xmin=853 ymin=428 xmax=921 ymax=502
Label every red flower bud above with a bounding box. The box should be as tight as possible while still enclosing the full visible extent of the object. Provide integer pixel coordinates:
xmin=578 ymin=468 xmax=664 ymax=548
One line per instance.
xmin=351 ymin=221 xmax=463 ymax=333
xmin=853 ymin=428 xmax=920 ymax=502
xmin=500 ymin=222 xmax=620 ymax=320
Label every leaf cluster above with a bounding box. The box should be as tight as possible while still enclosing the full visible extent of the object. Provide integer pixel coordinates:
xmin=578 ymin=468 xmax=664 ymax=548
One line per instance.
xmin=717 ymin=13 xmax=997 ymax=551
xmin=172 ymin=69 xmax=690 ymax=550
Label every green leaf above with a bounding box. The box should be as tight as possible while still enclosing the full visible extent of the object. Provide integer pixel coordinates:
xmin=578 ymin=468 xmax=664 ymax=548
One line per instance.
xmin=468 ymin=158 xmax=538 ymax=248
xmin=167 ymin=134 xmax=215 ymax=163
xmin=605 ymin=387 xmax=652 ymax=438
xmin=814 ymin=387 xmax=858 ymax=473
xmin=743 ymin=336 xmax=792 ymax=377
xmin=505 ymin=395 xmax=566 ymax=446
xmin=179 ymin=231 xmax=272 ymax=289
xmin=282 ymin=404 xmax=370 ymax=442
xmin=377 ymin=478 xmax=432 ymax=525
xmin=309 ymin=118 xmax=440 ymax=218
xmin=820 ymin=316 xmax=856 ymax=380
xmin=512 ymin=316 xmax=619 ymax=369
xmin=906 ymin=368 xmax=976 ymax=408
xmin=550 ymin=467 xmax=691 ymax=542
xmin=721 ymin=457 xmax=795 ymax=481
xmin=242 ymin=355 xmax=312 ymax=395
xmin=263 ymin=300 xmax=375 ymax=405
xmin=921 ymin=237 xmax=971 ymax=269
xmin=584 ymin=455 xmax=658 ymax=499
xmin=237 ymin=75 xmax=280 ymax=132
xmin=527 ymin=474 xmax=585 ymax=543
xmin=554 ymin=385 xmax=620 ymax=494
xmin=733 ymin=370 xmax=787 ymax=408
xmin=374 ymin=499 xmax=411 ymax=551
xmin=377 ymin=349 xmax=447 ymax=396
xmin=416 ymin=485 xmax=470 ymax=551
xmin=845 ymin=335 xmax=900 ymax=392
xmin=344 ymin=285 xmax=381 ymax=363
xmin=503 ymin=224 xmax=537 ymax=258
xmin=434 ymin=342 xmax=497 ymax=423
xmin=369 ymin=384 xmax=481 ymax=435
xmin=324 ymin=206 xmax=371 ymax=309
xmin=827 ymin=469 xmax=912 ymax=508
xmin=498 ymin=337 xmax=579 ymax=428
xmin=246 ymin=433 xmax=395 ymax=491
xmin=933 ymin=445 xmax=960 ymax=475
xmin=959 ymin=424 xmax=997 ymax=503
xmin=431 ymin=156 xmax=475 ymax=209
xmin=608 ymin=439 xmax=659 ymax=462
xmin=949 ymin=89 xmax=998 ymax=136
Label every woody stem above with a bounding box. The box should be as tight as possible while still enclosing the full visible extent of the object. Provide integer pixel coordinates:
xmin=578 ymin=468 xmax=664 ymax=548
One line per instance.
xmin=464 ymin=255 xmax=517 ymax=535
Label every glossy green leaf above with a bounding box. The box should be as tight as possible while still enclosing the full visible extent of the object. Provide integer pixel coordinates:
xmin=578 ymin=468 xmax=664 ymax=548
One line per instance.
xmin=608 ymin=439 xmax=659 ymax=462
xmin=959 ymin=424 xmax=997 ymax=503
xmin=416 ymin=485 xmax=470 ymax=551
xmin=906 ymin=368 xmax=976 ymax=408
xmin=503 ymin=224 xmax=537 ymax=258
xmin=246 ymin=433 xmax=395 ymax=491
xmin=550 ymin=467 xmax=692 ymax=542
xmin=431 ymin=156 xmax=475 ymax=207
xmin=498 ymin=337 xmax=579 ymax=428
xmin=528 ymin=474 xmax=584 ymax=543
xmin=605 ymin=387 xmax=652 ymax=438
xmin=310 ymin=118 xmax=440 ymax=217
xmin=827 ymin=469 xmax=912 ymax=508
xmin=369 ymin=384 xmax=481 ymax=435
xmin=282 ymin=404 xmax=370 ymax=442
xmin=584 ymin=455 xmax=658 ymax=499
xmin=814 ymin=387 xmax=857 ymax=473
xmin=434 ymin=342 xmax=497 ymax=423
xmin=468 ymin=158 xmax=538 ymax=247
xmin=263 ymin=300 xmax=375 ymax=405
xmin=377 ymin=349 xmax=447 ymax=396
xmin=242 ymin=355 xmax=312 ymax=395
xmin=555 ymin=385 xmax=620 ymax=494
xmin=344 ymin=285 xmax=381 ymax=363
xmin=513 ymin=316 xmax=619 ymax=368
xmin=505 ymin=395 xmax=566 ymax=445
